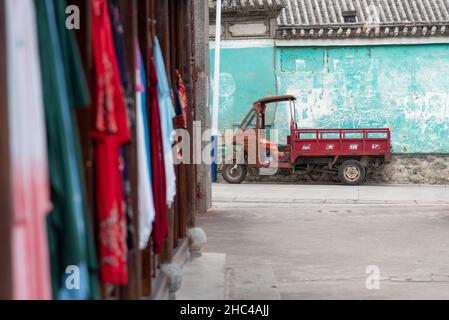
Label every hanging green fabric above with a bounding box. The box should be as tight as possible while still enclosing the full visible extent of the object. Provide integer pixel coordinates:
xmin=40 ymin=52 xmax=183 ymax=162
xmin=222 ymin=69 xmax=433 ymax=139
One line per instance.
xmin=53 ymin=0 xmax=90 ymax=109
xmin=34 ymin=0 xmax=99 ymax=300
xmin=53 ymin=0 xmax=99 ymax=299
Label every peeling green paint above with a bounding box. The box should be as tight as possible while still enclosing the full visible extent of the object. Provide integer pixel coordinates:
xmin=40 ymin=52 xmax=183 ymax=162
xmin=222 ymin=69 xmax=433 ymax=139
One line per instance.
xmin=211 ymin=44 xmax=449 ymax=153
xmin=210 ymin=46 xmax=277 ymax=130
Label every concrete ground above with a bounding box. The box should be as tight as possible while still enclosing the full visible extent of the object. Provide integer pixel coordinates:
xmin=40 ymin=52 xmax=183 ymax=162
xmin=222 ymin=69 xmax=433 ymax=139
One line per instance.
xmin=180 ymin=183 xmax=449 ymax=300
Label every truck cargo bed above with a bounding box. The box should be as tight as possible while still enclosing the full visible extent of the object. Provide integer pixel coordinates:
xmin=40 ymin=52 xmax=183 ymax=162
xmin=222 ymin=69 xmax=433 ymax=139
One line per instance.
xmin=291 ymin=128 xmax=391 ymax=161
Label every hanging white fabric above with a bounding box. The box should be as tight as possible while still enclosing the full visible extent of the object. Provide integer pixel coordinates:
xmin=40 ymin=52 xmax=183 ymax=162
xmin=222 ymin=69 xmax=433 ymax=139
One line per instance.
xmin=6 ymin=0 xmax=52 ymax=300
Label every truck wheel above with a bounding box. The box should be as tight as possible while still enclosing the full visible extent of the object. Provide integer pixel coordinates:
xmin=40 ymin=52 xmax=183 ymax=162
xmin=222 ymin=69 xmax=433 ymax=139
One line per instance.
xmin=222 ymin=164 xmax=248 ymax=184
xmin=338 ymin=160 xmax=366 ymax=185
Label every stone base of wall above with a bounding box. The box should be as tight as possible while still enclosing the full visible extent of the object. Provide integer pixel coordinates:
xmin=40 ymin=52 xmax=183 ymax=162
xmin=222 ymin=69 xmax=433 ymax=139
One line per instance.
xmin=218 ymin=155 xmax=449 ymax=185
xmin=368 ymin=155 xmax=449 ymax=184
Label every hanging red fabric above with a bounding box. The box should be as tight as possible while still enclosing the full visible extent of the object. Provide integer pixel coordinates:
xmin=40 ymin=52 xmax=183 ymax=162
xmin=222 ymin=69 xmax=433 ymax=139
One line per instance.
xmin=175 ymin=70 xmax=188 ymax=129
xmin=149 ymin=56 xmax=169 ymax=255
xmin=90 ymin=0 xmax=130 ymax=285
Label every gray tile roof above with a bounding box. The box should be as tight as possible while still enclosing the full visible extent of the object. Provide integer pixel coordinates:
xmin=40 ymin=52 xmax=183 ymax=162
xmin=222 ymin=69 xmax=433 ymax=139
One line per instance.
xmin=210 ymin=0 xmax=285 ymax=12
xmin=277 ymin=0 xmax=449 ymax=38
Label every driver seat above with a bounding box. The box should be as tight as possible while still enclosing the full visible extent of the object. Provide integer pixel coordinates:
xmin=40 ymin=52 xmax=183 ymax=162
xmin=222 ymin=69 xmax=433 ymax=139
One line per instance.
xmin=278 ymin=144 xmax=289 ymax=152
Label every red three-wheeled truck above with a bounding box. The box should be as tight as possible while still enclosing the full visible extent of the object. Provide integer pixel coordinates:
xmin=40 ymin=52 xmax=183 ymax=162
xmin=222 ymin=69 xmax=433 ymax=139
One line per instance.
xmin=222 ymin=95 xmax=391 ymax=185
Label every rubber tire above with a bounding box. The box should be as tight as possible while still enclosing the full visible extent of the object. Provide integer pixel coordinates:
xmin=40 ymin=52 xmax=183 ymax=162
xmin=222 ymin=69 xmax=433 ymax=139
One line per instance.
xmin=222 ymin=164 xmax=248 ymax=184
xmin=363 ymin=167 xmax=368 ymax=182
xmin=338 ymin=160 xmax=366 ymax=185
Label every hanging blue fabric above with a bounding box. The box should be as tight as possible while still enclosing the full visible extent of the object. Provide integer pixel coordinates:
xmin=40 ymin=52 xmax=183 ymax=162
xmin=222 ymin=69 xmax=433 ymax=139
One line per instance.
xmin=139 ymin=50 xmax=153 ymax=186
xmin=153 ymin=36 xmax=177 ymax=205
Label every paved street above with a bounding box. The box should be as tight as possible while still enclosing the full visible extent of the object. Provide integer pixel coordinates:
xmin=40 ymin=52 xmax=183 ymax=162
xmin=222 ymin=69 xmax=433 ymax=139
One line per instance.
xmin=184 ymin=183 xmax=449 ymax=300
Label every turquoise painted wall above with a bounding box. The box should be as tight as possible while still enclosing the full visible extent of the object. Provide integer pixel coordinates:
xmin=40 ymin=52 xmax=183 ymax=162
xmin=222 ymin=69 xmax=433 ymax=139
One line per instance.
xmin=210 ymin=46 xmax=277 ymax=130
xmin=277 ymin=44 xmax=449 ymax=153
xmin=212 ymin=44 xmax=449 ymax=153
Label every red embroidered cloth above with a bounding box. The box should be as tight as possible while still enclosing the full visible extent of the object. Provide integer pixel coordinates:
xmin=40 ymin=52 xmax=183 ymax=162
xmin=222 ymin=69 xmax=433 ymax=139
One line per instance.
xmin=91 ymin=0 xmax=130 ymax=284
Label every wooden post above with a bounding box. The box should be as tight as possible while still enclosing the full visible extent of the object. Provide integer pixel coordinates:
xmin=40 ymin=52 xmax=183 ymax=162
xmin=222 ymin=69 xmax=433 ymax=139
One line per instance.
xmin=178 ymin=0 xmax=196 ymax=237
xmin=118 ymin=0 xmax=141 ymax=300
xmin=156 ymin=0 xmax=171 ymax=83
xmin=185 ymin=0 xmax=197 ymax=227
xmin=0 ymin=0 xmax=13 ymax=300
xmin=192 ymin=0 xmax=211 ymax=215
xmin=176 ymin=0 xmax=189 ymax=243
xmin=171 ymin=0 xmax=181 ymax=246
